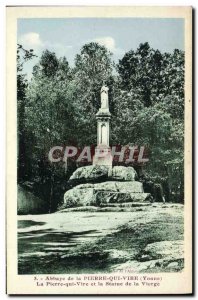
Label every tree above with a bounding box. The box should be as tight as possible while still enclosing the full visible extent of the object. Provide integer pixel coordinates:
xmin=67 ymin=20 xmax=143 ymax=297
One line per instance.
xmin=24 ymin=50 xmax=75 ymax=211
xmin=116 ymin=43 xmax=184 ymax=201
xmin=161 ymin=49 xmax=184 ymax=100
xmin=69 ymin=42 xmax=115 ymax=145
xmin=17 ymin=44 xmax=37 ymax=180
xmin=117 ymin=42 xmax=164 ymax=107
xmin=39 ymin=50 xmax=59 ymax=77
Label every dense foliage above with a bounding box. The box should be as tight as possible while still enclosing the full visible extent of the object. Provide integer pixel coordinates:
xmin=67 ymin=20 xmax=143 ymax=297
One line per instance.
xmin=17 ymin=42 xmax=184 ymax=211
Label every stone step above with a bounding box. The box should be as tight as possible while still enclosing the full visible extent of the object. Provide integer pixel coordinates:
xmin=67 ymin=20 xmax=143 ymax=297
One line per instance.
xmin=76 ymin=181 xmax=144 ymax=193
xmin=63 ymin=183 xmax=152 ymax=208
xmin=99 ymin=202 xmax=151 ymax=208
xmin=94 ymin=191 xmax=151 ymax=205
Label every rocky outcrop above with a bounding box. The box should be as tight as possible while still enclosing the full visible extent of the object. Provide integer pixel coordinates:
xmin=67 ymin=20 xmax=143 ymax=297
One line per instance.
xmin=63 ymin=187 xmax=94 ymax=208
xmin=140 ymin=240 xmax=184 ymax=261
xmin=112 ymin=166 xmax=137 ymax=181
xmin=76 ymin=181 xmax=143 ymax=193
xmin=63 ymin=181 xmax=151 ymax=208
xmin=18 ymin=185 xmax=48 ymax=215
xmin=69 ymin=165 xmax=137 ymax=183
xmin=62 ymin=165 xmax=152 ymax=209
xmin=95 ymin=191 xmax=151 ymax=206
xmin=69 ymin=165 xmax=110 ymax=181
xmin=111 ymin=240 xmax=184 ymax=273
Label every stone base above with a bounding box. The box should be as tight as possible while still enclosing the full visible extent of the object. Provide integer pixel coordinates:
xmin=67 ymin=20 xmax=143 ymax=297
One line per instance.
xmin=63 ymin=181 xmax=152 ymax=208
xmin=93 ymin=146 xmax=112 ymax=166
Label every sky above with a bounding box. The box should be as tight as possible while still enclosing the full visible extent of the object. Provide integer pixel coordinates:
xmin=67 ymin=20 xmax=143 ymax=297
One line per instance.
xmin=17 ymin=18 xmax=184 ymax=79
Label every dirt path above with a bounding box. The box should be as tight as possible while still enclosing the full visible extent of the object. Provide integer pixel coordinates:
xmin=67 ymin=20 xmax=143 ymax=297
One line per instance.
xmin=18 ymin=203 xmax=184 ymax=274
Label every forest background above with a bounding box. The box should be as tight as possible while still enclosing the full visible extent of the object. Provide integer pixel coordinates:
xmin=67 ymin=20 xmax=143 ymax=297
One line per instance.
xmin=17 ymin=41 xmax=184 ymax=212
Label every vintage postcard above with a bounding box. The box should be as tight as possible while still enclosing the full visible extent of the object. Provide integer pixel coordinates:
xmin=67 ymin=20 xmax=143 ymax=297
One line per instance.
xmin=6 ymin=6 xmax=192 ymax=294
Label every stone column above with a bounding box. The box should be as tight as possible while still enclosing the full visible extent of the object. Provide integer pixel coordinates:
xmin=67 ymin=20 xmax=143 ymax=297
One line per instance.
xmin=93 ymin=85 xmax=112 ymax=166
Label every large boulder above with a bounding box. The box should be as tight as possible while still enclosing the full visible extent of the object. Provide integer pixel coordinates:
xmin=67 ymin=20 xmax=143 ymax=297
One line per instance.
xmin=63 ymin=166 xmax=150 ymax=209
xmin=17 ymin=185 xmax=48 ymax=215
xmin=69 ymin=165 xmax=138 ymax=186
xmin=141 ymin=240 xmax=184 ymax=261
xmin=63 ymin=187 xmax=94 ymax=208
xmin=111 ymin=240 xmax=184 ymax=273
xmin=112 ymin=166 xmax=137 ymax=181
xmin=63 ymin=181 xmax=150 ymax=208
xmin=69 ymin=165 xmax=110 ymax=181
xmin=94 ymin=191 xmax=151 ymax=206
xmin=76 ymin=181 xmax=144 ymax=193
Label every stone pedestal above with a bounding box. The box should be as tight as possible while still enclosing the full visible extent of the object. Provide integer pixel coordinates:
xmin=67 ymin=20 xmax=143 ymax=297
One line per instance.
xmin=62 ymin=165 xmax=152 ymax=209
xmin=96 ymin=110 xmax=111 ymax=146
xmin=93 ymin=145 xmax=112 ymax=166
xmin=93 ymin=85 xmax=112 ymax=167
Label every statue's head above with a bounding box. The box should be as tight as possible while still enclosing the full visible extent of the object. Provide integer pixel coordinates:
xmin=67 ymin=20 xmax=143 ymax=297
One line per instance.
xmin=101 ymin=85 xmax=109 ymax=93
